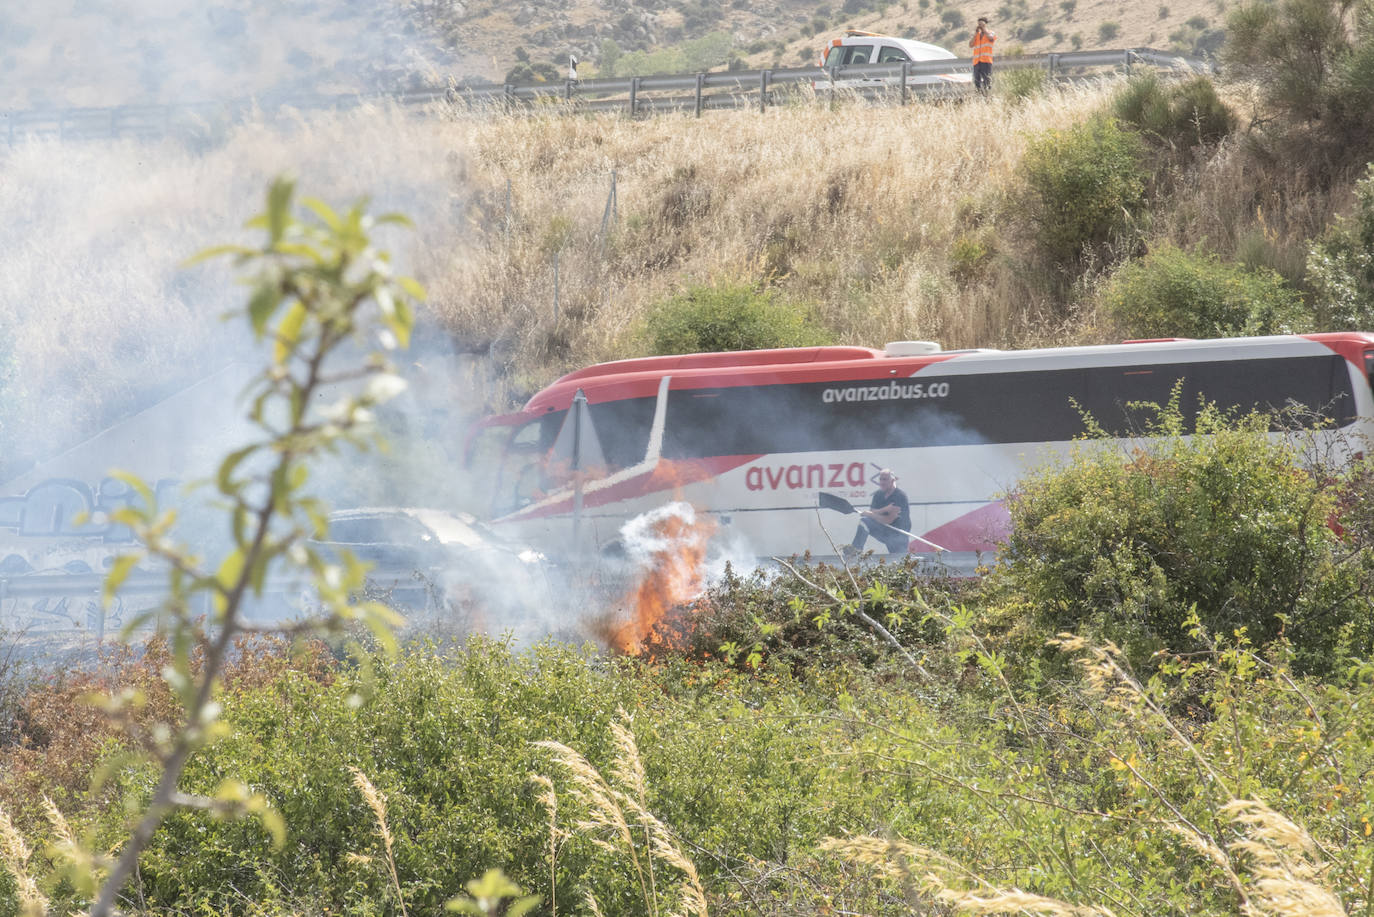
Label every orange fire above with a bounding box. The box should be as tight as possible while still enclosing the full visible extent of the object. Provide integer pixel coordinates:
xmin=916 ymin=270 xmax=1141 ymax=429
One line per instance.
xmin=606 ymin=506 xmax=717 ymax=656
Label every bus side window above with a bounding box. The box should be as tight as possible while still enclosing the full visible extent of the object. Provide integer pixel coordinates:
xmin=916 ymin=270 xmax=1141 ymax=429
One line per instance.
xmin=1365 ymin=351 xmax=1374 ymax=398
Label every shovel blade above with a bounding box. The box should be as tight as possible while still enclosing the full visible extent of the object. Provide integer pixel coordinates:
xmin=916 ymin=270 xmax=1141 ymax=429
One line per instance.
xmin=818 ymin=491 xmax=857 ymax=515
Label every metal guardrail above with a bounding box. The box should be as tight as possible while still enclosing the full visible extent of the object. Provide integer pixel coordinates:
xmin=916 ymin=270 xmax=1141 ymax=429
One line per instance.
xmin=1 ymin=47 xmax=1211 ymax=145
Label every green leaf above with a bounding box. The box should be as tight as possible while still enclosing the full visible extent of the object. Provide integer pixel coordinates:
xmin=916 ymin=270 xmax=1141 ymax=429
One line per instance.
xmin=275 ymin=301 xmax=307 ymax=365
xmin=273 ymin=241 xmax=324 ymax=262
xmin=248 ymin=285 xmax=283 ymax=338
xmin=375 ymin=211 xmax=415 ymax=229
xmin=215 ymin=549 xmax=246 ymax=614
xmin=109 ymin=469 xmax=155 ymax=507
xmin=392 ymin=298 xmax=415 ymax=349
xmin=289 ymin=462 xmax=309 ymax=492
xmin=217 ymin=445 xmax=258 ymax=496
xmin=103 ymin=554 xmax=141 ymax=609
xmin=301 ymin=196 xmax=341 ymax=232
xmin=247 ymin=545 xmax=274 ymax=595
xmin=267 ymin=177 xmax=296 ymax=246
xmin=396 ymin=275 xmax=427 ymax=301
xmin=360 ymin=601 xmax=403 ymax=656
xmin=182 ymin=243 xmax=256 ymax=267
xmin=256 ymin=806 xmax=287 ymax=850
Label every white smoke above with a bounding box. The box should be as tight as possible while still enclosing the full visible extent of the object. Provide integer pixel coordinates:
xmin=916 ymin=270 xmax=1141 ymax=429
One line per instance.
xmin=618 ymin=501 xmax=760 ymax=598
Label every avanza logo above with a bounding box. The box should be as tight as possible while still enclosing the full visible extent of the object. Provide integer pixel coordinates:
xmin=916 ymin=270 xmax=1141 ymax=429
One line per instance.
xmin=745 ymin=462 xmax=867 ymax=491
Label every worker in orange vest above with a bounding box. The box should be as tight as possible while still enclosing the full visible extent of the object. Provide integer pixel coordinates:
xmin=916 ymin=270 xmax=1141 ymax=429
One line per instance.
xmin=969 ymin=16 xmax=996 ymax=95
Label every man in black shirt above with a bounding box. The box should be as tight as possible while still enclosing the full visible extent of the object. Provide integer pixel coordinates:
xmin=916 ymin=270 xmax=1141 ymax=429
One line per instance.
xmin=846 ymin=468 xmax=911 ymax=556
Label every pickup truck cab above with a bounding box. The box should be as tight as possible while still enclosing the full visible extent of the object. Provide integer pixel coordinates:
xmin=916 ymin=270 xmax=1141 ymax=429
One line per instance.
xmin=817 ymin=30 xmax=970 ymax=91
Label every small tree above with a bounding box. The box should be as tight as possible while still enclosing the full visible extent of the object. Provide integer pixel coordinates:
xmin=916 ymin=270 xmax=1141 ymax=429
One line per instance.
xmin=1223 ymin=0 xmax=1374 ymax=153
xmin=74 ymin=178 xmax=423 ymax=916
xmin=1017 ymin=115 xmax=1147 ymax=274
xmin=599 ymin=38 xmax=623 ymax=76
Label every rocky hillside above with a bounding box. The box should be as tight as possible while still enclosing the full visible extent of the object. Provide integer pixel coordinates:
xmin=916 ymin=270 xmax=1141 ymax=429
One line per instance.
xmin=10 ymin=0 xmax=1233 ymax=109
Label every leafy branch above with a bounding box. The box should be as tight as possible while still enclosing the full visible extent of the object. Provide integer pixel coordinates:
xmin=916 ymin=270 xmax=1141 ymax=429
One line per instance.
xmin=78 ymin=177 xmax=424 ymax=917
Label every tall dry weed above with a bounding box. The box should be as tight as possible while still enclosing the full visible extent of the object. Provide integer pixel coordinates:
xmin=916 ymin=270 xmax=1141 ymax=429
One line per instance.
xmin=349 ymin=766 xmax=410 ymax=917
xmin=534 ymin=708 xmax=708 ymax=917
xmin=0 ymin=803 xmax=47 ymax=917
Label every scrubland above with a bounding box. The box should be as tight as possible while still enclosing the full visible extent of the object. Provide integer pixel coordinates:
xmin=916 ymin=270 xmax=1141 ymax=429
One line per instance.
xmin=5 ymin=9 xmax=1374 ymax=909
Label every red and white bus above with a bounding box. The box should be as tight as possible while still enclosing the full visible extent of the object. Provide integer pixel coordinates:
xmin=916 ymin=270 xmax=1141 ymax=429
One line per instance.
xmin=465 ymin=333 xmax=1374 ymax=566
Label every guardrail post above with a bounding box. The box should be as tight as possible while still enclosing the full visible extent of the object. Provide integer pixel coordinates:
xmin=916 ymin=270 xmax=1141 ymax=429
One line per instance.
xmin=694 ymin=72 xmax=704 ymax=117
xmin=629 ymin=77 xmax=640 ymax=117
xmin=504 ymin=83 xmax=514 ymax=111
xmin=759 ymin=70 xmax=770 ymax=113
xmin=1124 ymin=50 xmax=1133 ymax=76
xmin=1048 ymin=53 xmax=1058 ymax=80
xmin=565 ymin=78 xmax=573 ymax=101
xmin=901 ymin=61 xmax=910 ymax=105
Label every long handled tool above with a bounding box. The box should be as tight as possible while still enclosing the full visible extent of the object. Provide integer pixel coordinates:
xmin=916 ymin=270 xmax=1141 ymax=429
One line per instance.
xmin=817 ymin=491 xmax=949 ymax=553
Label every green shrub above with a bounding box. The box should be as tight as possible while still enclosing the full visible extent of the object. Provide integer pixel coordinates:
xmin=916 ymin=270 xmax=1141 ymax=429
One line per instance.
xmin=1101 ymin=243 xmax=1309 ymax=338
xmin=599 ymin=38 xmax=623 ymax=74
xmin=1306 ymin=162 xmax=1374 ymax=329
xmin=940 ymin=8 xmax=965 ymax=28
xmin=1223 ymin=0 xmax=1373 ymax=141
xmin=675 ymin=559 xmax=965 ymax=675
xmin=1112 ymin=73 xmax=1234 ymax=151
xmin=119 ymin=639 xmax=975 ymax=915
xmin=997 ymin=65 xmax=1046 ymax=100
xmin=1098 ymin=20 xmax=1120 ymax=41
xmin=644 ymin=283 xmax=831 ymax=354
xmin=1017 ymin=115 xmax=1147 ymax=271
xmin=948 ymin=232 xmax=992 ymax=281
xmin=989 ymin=401 xmax=1373 ymax=675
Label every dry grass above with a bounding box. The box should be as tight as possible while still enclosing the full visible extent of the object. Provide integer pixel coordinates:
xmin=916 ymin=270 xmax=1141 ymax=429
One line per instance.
xmin=349 ymin=766 xmax=410 ymax=917
xmin=535 ymin=709 xmax=708 ymax=917
xmin=823 ymin=796 xmax=1353 ymax=917
xmin=4 ymin=85 xmax=1114 ymax=474
xmin=439 ymin=81 xmax=1129 ymax=391
xmin=0 ymin=803 xmax=46 ymax=917
xmin=8 ymin=75 xmax=1348 ymax=478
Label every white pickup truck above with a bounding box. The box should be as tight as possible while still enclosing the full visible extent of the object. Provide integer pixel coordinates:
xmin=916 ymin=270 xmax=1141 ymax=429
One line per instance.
xmin=816 ymin=30 xmax=971 ymax=91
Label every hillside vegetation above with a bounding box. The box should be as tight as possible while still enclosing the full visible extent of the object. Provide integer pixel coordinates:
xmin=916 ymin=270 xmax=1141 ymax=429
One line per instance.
xmin=2 ymin=4 xmax=1374 ymax=911
xmin=5 ymin=0 xmax=1374 ymax=482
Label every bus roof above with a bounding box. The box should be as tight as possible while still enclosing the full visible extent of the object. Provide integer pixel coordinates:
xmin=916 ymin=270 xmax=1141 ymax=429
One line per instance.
xmin=515 ymin=333 xmax=1374 ymax=417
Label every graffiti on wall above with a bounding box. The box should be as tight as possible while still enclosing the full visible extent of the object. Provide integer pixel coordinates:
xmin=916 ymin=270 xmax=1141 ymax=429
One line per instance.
xmin=0 ymin=476 xmax=180 ymax=543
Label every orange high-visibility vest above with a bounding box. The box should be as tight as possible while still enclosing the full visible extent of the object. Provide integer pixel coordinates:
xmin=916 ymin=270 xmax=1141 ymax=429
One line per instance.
xmin=971 ymin=30 xmax=995 ymax=65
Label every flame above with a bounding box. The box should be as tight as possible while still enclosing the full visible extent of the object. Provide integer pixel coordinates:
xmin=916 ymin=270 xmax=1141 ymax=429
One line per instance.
xmin=604 ymin=503 xmax=716 ymax=657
